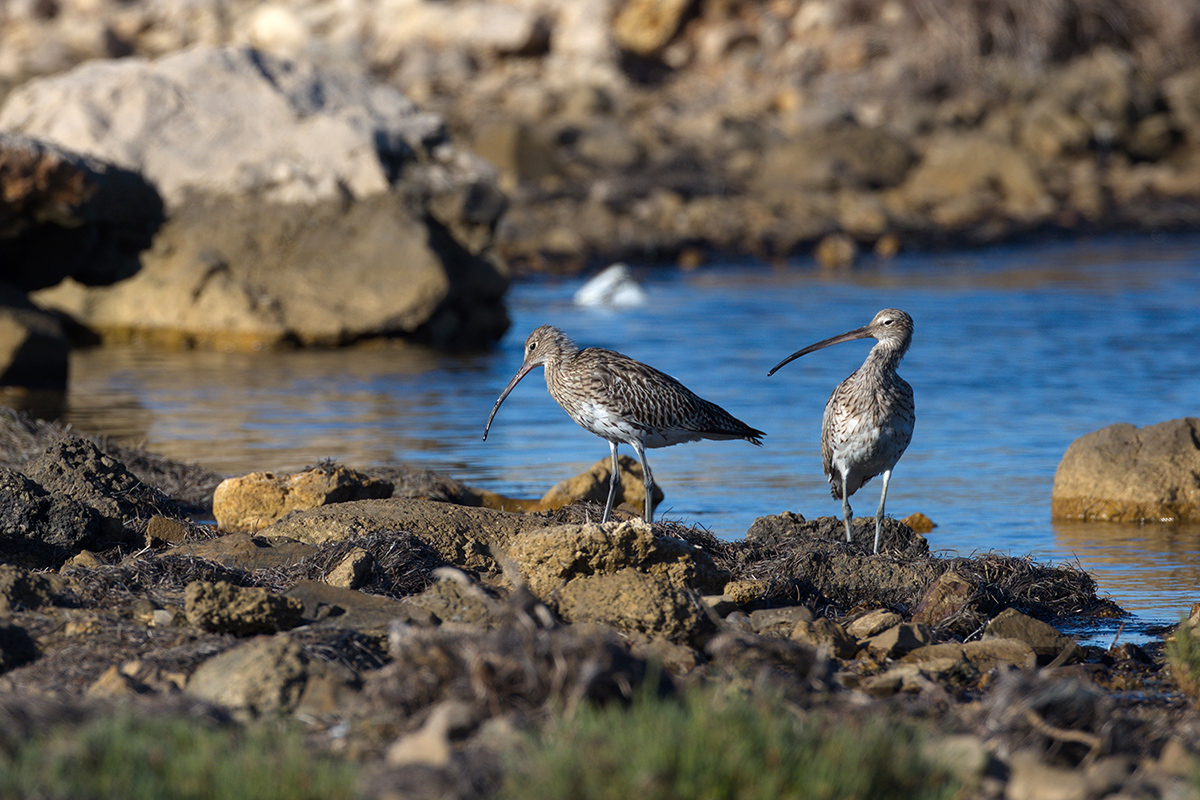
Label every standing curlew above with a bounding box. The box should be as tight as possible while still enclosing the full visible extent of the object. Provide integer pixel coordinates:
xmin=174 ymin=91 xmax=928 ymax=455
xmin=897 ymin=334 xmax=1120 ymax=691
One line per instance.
xmin=484 ymin=325 xmax=765 ymax=524
xmin=768 ymin=309 xmax=915 ymax=554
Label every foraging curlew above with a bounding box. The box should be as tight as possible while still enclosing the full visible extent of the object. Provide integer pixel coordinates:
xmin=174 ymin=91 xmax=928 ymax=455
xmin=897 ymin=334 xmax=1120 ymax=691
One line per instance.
xmin=484 ymin=325 xmax=765 ymax=523
xmin=768 ymin=309 xmax=915 ymax=554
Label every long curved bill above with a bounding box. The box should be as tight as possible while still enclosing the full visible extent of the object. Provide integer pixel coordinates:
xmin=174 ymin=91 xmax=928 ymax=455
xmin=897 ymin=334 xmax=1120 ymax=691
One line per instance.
xmin=767 ymin=326 xmax=870 ymax=376
xmin=483 ymin=362 xmax=536 ymax=440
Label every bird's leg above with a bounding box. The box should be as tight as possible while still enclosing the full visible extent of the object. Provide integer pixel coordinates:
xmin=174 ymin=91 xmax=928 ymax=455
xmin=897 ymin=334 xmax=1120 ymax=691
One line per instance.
xmin=839 ymin=474 xmax=853 ymax=544
xmin=631 ymin=440 xmax=655 ymax=524
xmin=602 ymin=441 xmax=621 ymax=523
xmin=873 ymin=469 xmax=892 ymax=555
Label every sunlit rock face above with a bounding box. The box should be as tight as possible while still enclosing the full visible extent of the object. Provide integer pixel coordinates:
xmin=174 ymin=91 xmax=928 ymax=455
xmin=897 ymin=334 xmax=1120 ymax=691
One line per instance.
xmin=3 ymin=46 xmax=509 ymax=352
xmin=1052 ymin=418 xmax=1200 ymax=524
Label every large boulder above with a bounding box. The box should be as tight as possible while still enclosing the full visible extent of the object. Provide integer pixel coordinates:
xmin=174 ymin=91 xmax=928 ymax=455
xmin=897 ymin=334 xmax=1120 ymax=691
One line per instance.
xmin=504 ymin=520 xmax=725 ymax=644
xmin=0 ymin=134 xmax=164 ymax=390
xmin=2 ymin=46 xmax=509 ymax=351
xmin=1051 ymin=418 xmax=1200 ymax=523
xmin=0 ymin=133 xmax=163 ymax=290
xmin=889 ymin=132 xmax=1056 ymax=234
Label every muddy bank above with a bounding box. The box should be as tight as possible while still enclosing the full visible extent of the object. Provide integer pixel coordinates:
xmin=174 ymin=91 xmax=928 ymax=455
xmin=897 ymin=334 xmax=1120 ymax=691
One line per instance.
xmin=0 ymin=408 xmax=1196 ymax=799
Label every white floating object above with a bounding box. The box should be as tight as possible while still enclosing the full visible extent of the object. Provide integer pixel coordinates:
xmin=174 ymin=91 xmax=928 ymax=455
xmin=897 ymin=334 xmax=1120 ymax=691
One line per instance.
xmin=573 ymin=263 xmax=648 ymax=308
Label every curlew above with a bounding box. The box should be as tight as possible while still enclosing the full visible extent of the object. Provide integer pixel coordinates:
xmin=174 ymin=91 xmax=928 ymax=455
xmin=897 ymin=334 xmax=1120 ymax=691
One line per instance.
xmin=768 ymin=309 xmax=915 ymax=554
xmin=484 ymin=325 xmax=765 ymax=524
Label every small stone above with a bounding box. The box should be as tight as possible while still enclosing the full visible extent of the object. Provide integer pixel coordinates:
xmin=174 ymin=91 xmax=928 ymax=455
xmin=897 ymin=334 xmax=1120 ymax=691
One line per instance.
xmin=1006 ymin=750 xmax=1090 ymax=800
xmin=701 ymin=595 xmax=738 ymax=617
xmin=87 ymin=665 xmax=149 ymax=699
xmin=534 ymin=455 xmax=662 ymax=516
xmin=184 ymin=580 xmax=304 ymax=636
xmin=186 ymin=634 xmax=308 ymax=717
xmin=912 ymin=571 xmax=975 ymax=626
xmin=386 ymin=700 xmax=478 ymax=767
xmin=64 ymin=549 xmax=104 ymax=569
xmin=146 ymin=515 xmax=192 ymax=547
xmin=749 ymin=605 xmax=814 ymax=636
xmin=213 ymin=466 xmax=393 ymax=533
xmin=325 ymin=547 xmax=373 ymax=590
xmin=150 ymin=609 xmax=177 ymax=627
xmin=814 ymin=233 xmax=858 ymax=270
xmin=723 ymin=579 xmax=769 ymax=605
xmin=864 ymin=622 xmax=934 ymax=658
xmin=920 ymin=735 xmax=993 ymax=782
xmin=1157 ymin=738 xmax=1194 ymax=778
xmin=901 ymin=512 xmax=936 ymax=532
xmin=983 ymin=608 xmax=1074 ymax=664
xmin=790 ymin=617 xmax=858 ymax=659
xmin=1084 ymin=755 xmax=1137 ymax=795
xmin=903 ymin=639 xmax=1036 ymax=673
xmin=846 ymin=609 xmax=902 ymax=639
xmin=859 ymin=664 xmax=931 ymax=696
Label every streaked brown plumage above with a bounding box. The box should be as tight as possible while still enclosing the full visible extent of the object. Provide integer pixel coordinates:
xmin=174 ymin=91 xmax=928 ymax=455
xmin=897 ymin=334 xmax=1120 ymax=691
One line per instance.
xmin=768 ymin=309 xmax=915 ymax=553
xmin=485 ymin=325 xmax=765 ymax=523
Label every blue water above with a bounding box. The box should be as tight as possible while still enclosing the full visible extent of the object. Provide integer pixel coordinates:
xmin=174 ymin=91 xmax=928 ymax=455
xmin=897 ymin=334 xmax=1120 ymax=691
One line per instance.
xmin=63 ymin=233 xmax=1200 ymax=638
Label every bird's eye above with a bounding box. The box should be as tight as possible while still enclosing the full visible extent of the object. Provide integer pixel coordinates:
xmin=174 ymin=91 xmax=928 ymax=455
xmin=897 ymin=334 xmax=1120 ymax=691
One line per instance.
xmin=529 ymin=342 xmax=538 ymax=351
xmin=883 ymin=318 xmax=894 ymax=326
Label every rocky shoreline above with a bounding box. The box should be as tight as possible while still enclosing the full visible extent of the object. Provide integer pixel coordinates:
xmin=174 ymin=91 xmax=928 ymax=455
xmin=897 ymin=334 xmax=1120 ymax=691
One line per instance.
xmin=2 ymin=1 xmax=1200 ymax=378
xmin=0 ymin=408 xmax=1197 ymax=799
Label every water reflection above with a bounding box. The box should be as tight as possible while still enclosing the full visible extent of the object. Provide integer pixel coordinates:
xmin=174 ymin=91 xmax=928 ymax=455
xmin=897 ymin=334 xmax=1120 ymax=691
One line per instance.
xmin=1053 ymin=519 xmax=1200 ymax=618
xmin=65 ymin=343 xmax=480 ymax=472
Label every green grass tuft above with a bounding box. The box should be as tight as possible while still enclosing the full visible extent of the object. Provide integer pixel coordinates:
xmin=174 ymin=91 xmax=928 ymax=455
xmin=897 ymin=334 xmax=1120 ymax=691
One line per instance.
xmin=0 ymin=712 xmax=357 ymax=800
xmin=1167 ymin=617 xmax=1200 ymax=701
xmin=500 ymin=685 xmax=963 ymax=800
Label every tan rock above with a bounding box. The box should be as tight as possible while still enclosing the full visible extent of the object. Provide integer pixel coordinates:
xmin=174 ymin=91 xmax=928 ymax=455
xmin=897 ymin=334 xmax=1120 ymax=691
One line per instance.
xmin=846 ymin=609 xmax=902 ymax=639
xmin=901 ymin=512 xmax=936 ymax=533
xmin=894 ymin=132 xmax=1055 ymax=228
xmin=983 ymin=608 xmax=1074 ymax=664
xmin=87 ymin=665 xmax=149 ymax=699
xmin=754 ymin=124 xmax=914 ymax=194
xmin=63 ymin=550 xmax=105 ymax=569
xmin=555 ymin=568 xmax=708 ymax=644
xmin=902 ymin=638 xmax=1036 ymax=673
xmin=858 ymin=664 xmax=934 ymax=696
xmin=790 ymin=617 xmax=858 ymax=659
xmin=186 ymin=633 xmax=308 ymax=716
xmin=386 ymin=700 xmax=477 ymax=767
xmin=505 ymin=520 xmax=726 ymax=598
xmin=405 ymin=576 xmax=506 ymax=628
xmin=613 ymin=0 xmax=692 ymax=56
xmin=213 ymin=466 xmax=393 ymax=533
xmin=145 ymin=515 xmax=194 ymax=547
xmin=1007 ymin=750 xmax=1090 ymax=800
xmin=912 ymin=570 xmax=975 ymax=627
xmin=0 ymin=299 xmax=69 ymax=391
xmin=748 ymin=605 xmax=814 ymax=636
xmin=864 ymin=622 xmax=933 ymax=658
xmin=16 ymin=48 xmax=509 ymax=352
xmin=814 ymin=233 xmax=858 ymax=270
xmin=1051 ymin=418 xmax=1200 ymax=523
xmin=325 ymin=547 xmax=373 ymax=590
xmin=184 ymin=580 xmax=304 ymax=636
xmin=723 ymin=579 xmax=769 ymax=605
xmin=533 ymin=455 xmax=663 ymax=516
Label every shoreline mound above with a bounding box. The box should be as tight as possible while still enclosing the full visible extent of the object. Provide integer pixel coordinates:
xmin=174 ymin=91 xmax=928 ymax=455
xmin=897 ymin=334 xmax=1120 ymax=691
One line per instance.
xmin=0 ymin=408 xmax=1197 ymax=800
